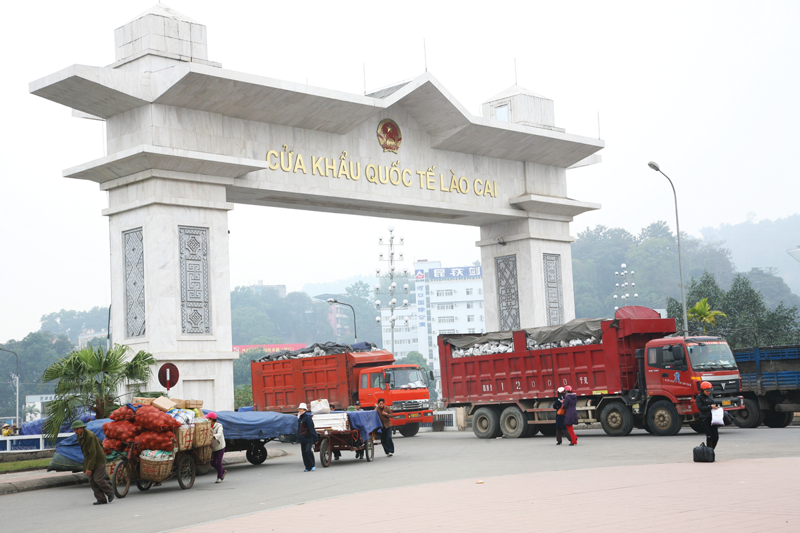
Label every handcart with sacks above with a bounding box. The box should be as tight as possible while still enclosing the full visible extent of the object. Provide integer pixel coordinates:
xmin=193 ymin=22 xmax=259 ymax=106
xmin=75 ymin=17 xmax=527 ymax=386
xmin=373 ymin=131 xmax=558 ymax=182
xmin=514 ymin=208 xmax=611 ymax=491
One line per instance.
xmin=312 ymin=410 xmax=383 ymax=467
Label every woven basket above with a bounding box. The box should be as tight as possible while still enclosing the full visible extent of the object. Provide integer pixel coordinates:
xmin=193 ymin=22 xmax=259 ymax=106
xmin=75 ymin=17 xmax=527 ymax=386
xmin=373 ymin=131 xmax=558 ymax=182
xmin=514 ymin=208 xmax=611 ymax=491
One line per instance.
xmin=175 ymin=425 xmax=195 ymax=451
xmin=193 ymin=420 xmax=212 ymax=448
xmin=193 ymin=444 xmax=212 ymax=464
xmin=139 ymin=457 xmax=174 ymax=482
xmin=105 ymin=459 xmax=122 ymax=479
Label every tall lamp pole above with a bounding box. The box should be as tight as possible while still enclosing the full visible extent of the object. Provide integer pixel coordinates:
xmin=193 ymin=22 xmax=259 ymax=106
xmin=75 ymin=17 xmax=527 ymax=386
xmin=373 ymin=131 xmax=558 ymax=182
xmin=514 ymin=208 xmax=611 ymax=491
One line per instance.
xmin=0 ymin=347 xmax=20 ymax=428
xmin=327 ymin=299 xmax=357 ymax=343
xmin=648 ymin=161 xmax=689 ymax=335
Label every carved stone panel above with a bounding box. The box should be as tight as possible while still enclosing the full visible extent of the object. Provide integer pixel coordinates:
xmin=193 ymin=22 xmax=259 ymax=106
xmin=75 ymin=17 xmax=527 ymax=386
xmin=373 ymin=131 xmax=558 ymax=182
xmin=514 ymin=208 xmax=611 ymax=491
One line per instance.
xmin=543 ymin=253 xmax=564 ymax=326
xmin=495 ymin=254 xmax=520 ymax=330
xmin=179 ymin=226 xmax=211 ymax=335
xmin=124 ymin=228 xmax=145 ymax=337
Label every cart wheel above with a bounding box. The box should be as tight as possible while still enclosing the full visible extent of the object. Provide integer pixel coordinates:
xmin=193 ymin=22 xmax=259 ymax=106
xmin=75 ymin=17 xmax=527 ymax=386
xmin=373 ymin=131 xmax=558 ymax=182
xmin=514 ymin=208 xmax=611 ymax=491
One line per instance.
xmin=196 ymin=461 xmax=212 ymax=476
xmin=364 ymin=439 xmax=374 ymax=462
xmin=112 ymin=460 xmax=131 ymax=498
xmin=246 ymin=443 xmax=268 ymax=465
xmin=136 ymin=479 xmax=153 ymax=491
xmin=320 ymin=438 xmax=332 ymax=468
xmin=177 ymin=454 xmax=196 ymax=489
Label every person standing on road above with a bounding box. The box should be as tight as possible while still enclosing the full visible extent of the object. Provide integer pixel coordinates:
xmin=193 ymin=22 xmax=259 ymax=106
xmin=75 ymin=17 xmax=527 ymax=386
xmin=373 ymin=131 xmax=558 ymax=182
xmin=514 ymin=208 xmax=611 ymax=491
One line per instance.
xmin=206 ymin=412 xmax=227 ymax=483
xmin=375 ymin=398 xmax=394 ymax=457
xmin=696 ymin=381 xmax=720 ymax=449
xmin=552 ymin=387 xmax=571 ymax=445
xmin=297 ymin=403 xmax=318 ymax=471
xmin=72 ymin=420 xmax=114 ymax=505
xmin=562 ymin=386 xmax=579 ymax=446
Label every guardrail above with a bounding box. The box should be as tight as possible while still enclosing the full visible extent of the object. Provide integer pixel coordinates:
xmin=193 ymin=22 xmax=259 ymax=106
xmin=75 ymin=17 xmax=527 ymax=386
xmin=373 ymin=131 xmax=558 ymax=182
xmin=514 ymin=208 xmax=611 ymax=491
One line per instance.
xmin=0 ymin=433 xmax=72 ymax=452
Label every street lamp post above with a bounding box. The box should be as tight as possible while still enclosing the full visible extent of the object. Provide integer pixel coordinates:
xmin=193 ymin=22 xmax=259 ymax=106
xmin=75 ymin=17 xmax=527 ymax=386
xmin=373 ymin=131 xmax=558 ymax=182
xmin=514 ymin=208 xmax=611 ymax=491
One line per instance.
xmin=375 ymin=226 xmax=410 ymax=354
xmin=327 ymin=299 xmax=357 ymax=343
xmin=648 ymin=161 xmax=689 ymax=335
xmin=0 ymin=347 xmax=20 ymax=428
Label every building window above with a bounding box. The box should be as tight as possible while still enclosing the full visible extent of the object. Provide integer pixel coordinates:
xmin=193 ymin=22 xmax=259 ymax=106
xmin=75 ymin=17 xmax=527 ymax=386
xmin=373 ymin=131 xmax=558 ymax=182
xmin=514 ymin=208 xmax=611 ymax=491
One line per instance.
xmin=436 ymin=289 xmax=454 ymax=297
xmin=439 ymin=329 xmax=457 ymax=334
xmin=467 ymin=315 xmax=475 ymax=322
xmin=495 ymin=104 xmax=509 ymax=122
xmin=468 ymin=328 xmax=476 ymax=334
xmin=438 ymin=316 xmax=455 ymax=324
xmin=466 ymin=302 xmax=474 ymax=309
xmin=466 ymin=288 xmax=474 ymax=296
xmin=437 ymin=303 xmax=454 ymax=310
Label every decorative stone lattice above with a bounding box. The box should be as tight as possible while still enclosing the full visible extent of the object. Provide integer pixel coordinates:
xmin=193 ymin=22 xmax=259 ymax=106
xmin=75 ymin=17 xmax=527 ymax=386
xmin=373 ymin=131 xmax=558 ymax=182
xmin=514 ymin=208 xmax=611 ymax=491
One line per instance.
xmin=124 ymin=228 xmax=146 ymax=337
xmin=544 ymin=253 xmax=564 ymax=326
xmin=495 ymin=254 xmax=520 ymax=330
xmin=179 ymin=226 xmax=211 ymax=334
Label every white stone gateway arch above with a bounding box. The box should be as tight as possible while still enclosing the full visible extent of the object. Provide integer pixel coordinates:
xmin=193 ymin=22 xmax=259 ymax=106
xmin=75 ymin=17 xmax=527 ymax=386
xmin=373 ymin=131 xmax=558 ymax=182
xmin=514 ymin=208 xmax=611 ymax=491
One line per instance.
xmin=30 ymin=5 xmax=603 ymax=410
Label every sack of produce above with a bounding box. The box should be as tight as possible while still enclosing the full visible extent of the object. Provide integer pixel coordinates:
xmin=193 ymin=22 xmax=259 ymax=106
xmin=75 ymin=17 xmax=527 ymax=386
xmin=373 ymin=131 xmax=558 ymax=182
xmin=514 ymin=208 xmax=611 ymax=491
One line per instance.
xmin=140 ymin=449 xmax=174 ymax=461
xmin=168 ymin=408 xmax=196 ymax=426
xmin=102 ymin=438 xmax=126 ymax=453
xmin=109 ymin=405 xmax=136 ymax=421
xmin=311 ymin=399 xmax=331 ymax=415
xmin=135 ymin=405 xmax=181 ymax=432
xmin=102 ymin=420 xmax=144 ymax=442
xmin=134 ymin=430 xmax=177 ymax=452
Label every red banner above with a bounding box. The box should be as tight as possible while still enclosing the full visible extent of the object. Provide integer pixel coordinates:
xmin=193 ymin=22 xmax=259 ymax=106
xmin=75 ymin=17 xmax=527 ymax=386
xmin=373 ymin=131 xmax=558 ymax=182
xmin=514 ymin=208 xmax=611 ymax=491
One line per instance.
xmin=233 ymin=343 xmax=306 ymax=354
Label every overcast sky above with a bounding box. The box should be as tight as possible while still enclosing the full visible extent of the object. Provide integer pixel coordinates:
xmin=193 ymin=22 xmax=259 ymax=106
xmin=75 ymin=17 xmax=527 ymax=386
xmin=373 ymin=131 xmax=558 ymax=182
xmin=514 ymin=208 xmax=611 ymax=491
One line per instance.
xmin=2 ymin=1 xmax=799 ymax=342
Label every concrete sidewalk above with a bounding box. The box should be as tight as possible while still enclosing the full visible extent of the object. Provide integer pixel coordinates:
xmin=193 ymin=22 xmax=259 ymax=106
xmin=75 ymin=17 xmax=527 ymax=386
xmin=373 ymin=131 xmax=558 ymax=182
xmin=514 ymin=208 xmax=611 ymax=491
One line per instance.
xmin=0 ymin=450 xmax=284 ymax=495
xmin=169 ymin=457 xmax=800 ymax=533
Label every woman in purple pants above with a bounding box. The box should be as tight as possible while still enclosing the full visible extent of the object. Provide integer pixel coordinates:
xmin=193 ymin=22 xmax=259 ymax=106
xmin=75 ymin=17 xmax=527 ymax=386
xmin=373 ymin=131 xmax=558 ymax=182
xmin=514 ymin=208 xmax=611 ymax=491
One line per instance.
xmin=206 ymin=412 xmax=227 ymax=483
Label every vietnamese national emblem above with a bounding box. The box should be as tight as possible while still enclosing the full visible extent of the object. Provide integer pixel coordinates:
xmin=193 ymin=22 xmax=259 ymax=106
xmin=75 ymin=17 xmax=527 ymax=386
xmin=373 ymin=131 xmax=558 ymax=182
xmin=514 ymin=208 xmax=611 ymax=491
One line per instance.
xmin=377 ymin=119 xmax=402 ymax=153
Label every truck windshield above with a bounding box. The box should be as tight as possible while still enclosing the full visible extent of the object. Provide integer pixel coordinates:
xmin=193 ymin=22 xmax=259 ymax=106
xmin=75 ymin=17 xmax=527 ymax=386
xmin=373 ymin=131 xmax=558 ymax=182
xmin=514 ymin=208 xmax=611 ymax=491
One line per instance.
xmin=687 ymin=342 xmax=738 ymax=370
xmin=386 ymin=368 xmax=427 ymax=389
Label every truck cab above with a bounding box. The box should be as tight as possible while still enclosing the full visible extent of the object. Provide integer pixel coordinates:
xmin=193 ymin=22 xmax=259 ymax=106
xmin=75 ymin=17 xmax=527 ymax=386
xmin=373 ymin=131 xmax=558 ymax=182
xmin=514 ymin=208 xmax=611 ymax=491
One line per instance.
xmin=356 ymin=363 xmax=434 ymax=437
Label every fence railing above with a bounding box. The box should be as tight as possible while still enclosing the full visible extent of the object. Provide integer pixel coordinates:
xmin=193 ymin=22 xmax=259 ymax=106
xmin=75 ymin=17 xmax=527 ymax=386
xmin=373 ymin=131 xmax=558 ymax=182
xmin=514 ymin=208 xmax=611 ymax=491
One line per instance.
xmin=0 ymin=433 xmax=72 ymax=452
xmin=420 ymin=409 xmax=458 ymax=431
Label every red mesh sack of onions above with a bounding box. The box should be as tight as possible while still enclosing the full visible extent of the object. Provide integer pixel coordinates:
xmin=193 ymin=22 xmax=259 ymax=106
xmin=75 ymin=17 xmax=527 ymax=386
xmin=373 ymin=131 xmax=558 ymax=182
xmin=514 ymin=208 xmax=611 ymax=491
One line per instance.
xmin=134 ymin=430 xmax=177 ymax=452
xmin=102 ymin=420 xmax=144 ymax=442
xmin=102 ymin=438 xmax=126 ymax=453
xmin=134 ymin=405 xmax=181 ymax=432
xmin=109 ymin=405 xmax=136 ymax=421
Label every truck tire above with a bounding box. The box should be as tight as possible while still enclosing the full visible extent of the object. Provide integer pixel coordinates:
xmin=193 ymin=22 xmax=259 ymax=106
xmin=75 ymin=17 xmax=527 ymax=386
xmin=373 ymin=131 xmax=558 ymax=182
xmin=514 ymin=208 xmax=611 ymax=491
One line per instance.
xmin=499 ymin=406 xmax=529 ymax=439
xmin=399 ymin=423 xmax=420 ymax=437
xmin=763 ymin=410 xmax=794 ymax=428
xmin=733 ymin=398 xmax=763 ymax=428
xmin=246 ymin=443 xmax=268 ymax=465
xmin=600 ymin=403 xmax=634 ymax=436
xmin=472 ymin=407 xmax=501 ymax=439
xmin=646 ymin=400 xmax=682 ymax=436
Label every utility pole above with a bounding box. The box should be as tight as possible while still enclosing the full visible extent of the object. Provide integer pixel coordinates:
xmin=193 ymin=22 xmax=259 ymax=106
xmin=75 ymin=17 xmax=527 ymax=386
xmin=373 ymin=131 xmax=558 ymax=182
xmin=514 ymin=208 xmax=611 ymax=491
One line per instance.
xmin=0 ymin=347 xmax=20 ymax=428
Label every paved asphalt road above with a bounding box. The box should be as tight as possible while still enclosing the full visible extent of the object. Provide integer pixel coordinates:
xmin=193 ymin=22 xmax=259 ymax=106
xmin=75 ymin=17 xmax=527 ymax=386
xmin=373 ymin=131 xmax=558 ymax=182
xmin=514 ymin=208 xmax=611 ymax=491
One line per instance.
xmin=3 ymin=426 xmax=798 ymax=532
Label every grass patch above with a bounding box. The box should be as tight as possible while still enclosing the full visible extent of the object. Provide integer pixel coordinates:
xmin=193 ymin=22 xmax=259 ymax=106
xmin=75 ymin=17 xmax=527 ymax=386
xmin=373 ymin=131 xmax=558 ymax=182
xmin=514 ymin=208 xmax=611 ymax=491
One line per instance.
xmin=0 ymin=458 xmax=52 ymax=473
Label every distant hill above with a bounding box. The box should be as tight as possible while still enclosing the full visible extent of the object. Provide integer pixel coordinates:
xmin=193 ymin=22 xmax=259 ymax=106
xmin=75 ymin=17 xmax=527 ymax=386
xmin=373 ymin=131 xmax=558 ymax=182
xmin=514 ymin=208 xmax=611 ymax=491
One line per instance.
xmin=700 ymin=214 xmax=800 ymax=296
xmin=303 ymin=274 xmax=373 ymax=298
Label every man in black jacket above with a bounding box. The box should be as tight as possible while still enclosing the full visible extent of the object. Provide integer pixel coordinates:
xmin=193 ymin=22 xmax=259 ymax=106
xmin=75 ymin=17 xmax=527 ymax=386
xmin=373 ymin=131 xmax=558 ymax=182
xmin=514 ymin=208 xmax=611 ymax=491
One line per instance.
xmin=297 ymin=403 xmax=318 ymax=472
xmin=696 ymin=381 xmax=720 ymax=449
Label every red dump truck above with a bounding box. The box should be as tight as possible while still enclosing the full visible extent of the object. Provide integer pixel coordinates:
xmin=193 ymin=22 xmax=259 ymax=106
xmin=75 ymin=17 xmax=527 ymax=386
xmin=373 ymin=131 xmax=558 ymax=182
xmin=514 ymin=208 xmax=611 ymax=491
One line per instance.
xmin=439 ymin=306 xmax=744 ymax=438
xmin=251 ymin=350 xmax=433 ymax=437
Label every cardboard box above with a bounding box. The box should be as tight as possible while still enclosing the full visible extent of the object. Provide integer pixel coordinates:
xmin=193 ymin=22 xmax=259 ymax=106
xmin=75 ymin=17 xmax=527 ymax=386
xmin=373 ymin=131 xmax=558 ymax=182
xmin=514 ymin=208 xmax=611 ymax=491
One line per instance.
xmin=184 ymin=399 xmax=203 ymax=409
xmin=151 ymin=396 xmax=177 ymax=412
xmin=171 ymin=398 xmax=186 ymax=409
xmin=132 ymin=397 xmax=154 ymax=406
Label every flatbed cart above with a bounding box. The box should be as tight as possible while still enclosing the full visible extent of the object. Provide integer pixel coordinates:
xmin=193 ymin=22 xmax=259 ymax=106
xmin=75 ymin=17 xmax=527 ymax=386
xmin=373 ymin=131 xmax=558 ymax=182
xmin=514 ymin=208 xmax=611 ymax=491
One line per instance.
xmin=202 ymin=410 xmax=299 ymax=465
xmin=111 ymin=443 xmax=212 ymax=497
xmin=315 ymin=428 xmax=376 ymax=467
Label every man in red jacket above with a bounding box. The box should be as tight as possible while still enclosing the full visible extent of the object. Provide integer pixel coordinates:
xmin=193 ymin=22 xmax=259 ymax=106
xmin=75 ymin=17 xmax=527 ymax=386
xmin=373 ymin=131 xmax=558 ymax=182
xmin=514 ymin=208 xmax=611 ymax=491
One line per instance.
xmin=375 ymin=398 xmax=394 ymax=457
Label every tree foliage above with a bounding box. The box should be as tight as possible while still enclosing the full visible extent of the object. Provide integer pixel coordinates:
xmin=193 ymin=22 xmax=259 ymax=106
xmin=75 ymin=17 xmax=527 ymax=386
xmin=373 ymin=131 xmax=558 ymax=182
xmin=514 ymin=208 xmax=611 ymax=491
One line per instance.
xmin=687 ymin=298 xmax=726 ymax=334
xmin=395 ymin=351 xmax=438 ymax=401
xmin=234 ymin=384 xmax=253 ymax=410
xmin=41 ymin=345 xmax=155 ymax=441
xmin=39 ymin=307 xmax=109 ymax=344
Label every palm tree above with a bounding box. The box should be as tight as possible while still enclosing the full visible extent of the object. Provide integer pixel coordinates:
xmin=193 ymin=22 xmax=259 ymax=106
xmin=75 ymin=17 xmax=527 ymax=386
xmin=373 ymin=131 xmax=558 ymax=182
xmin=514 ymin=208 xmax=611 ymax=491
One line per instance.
xmin=41 ymin=345 xmax=156 ymax=441
xmin=687 ymin=298 xmax=727 ymax=334
xmin=23 ymin=404 xmax=40 ymax=422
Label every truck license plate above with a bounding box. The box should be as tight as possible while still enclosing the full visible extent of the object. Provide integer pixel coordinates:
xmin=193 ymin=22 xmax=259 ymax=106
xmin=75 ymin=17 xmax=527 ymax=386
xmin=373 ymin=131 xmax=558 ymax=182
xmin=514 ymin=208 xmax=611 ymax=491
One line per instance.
xmin=408 ymin=413 xmax=420 ymax=418
xmin=722 ymin=401 xmax=731 ymax=406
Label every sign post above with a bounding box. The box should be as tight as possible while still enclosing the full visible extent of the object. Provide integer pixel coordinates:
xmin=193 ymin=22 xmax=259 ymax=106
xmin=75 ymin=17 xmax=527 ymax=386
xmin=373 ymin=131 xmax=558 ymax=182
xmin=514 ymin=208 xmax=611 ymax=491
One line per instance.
xmin=158 ymin=363 xmax=179 ymax=392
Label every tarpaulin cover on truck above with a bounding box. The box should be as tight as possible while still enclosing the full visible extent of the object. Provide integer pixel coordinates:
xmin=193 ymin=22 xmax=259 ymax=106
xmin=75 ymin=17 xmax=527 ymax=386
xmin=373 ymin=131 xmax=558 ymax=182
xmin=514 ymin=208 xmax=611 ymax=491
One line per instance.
xmin=203 ymin=410 xmax=298 ymax=440
xmin=20 ymin=410 xmax=96 ymax=436
xmin=443 ymin=318 xmax=606 ymax=349
xmin=256 ymin=341 xmax=377 ymax=362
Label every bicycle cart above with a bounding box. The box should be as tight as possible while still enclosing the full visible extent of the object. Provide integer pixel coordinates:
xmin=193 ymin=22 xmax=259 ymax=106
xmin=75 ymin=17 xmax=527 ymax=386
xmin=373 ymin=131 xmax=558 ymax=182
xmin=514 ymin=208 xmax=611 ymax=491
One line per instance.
xmin=315 ymin=428 xmax=376 ymax=467
xmin=111 ymin=443 xmax=212 ymax=497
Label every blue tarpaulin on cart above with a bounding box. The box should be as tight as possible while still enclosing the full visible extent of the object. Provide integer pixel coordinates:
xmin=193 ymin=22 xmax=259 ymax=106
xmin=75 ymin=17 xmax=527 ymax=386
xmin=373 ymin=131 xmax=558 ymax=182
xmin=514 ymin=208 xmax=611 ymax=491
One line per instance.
xmin=20 ymin=411 xmax=96 ymax=436
xmin=203 ymin=410 xmax=298 ymax=440
xmin=54 ymin=418 xmax=112 ymax=464
xmin=347 ymin=411 xmax=382 ymax=442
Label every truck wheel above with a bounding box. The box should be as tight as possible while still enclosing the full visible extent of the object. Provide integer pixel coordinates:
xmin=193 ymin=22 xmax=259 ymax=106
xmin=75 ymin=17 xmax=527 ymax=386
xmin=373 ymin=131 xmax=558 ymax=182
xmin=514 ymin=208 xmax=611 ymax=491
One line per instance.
xmin=689 ymin=422 xmax=705 ymax=434
xmin=320 ymin=439 xmax=332 ymax=468
xmin=646 ymin=400 xmax=682 ymax=436
xmin=246 ymin=443 xmax=268 ymax=465
xmin=499 ymin=406 xmax=529 ymax=438
xmin=733 ymin=398 xmax=763 ymax=428
xmin=472 ymin=407 xmax=501 ymax=439
xmin=600 ymin=403 xmax=633 ymax=436
xmin=763 ymin=410 xmax=793 ymax=428
xmin=399 ymin=423 xmax=420 ymax=437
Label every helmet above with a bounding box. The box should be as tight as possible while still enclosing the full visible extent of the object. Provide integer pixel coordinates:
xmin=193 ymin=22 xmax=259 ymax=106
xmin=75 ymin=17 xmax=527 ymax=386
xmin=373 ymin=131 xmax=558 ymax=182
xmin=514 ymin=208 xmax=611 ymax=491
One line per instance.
xmin=564 ymin=385 xmax=573 ymax=392
xmin=557 ymin=387 xmax=565 ymax=393
xmin=206 ymin=412 xmax=217 ymax=420
xmin=700 ymin=381 xmax=713 ymax=390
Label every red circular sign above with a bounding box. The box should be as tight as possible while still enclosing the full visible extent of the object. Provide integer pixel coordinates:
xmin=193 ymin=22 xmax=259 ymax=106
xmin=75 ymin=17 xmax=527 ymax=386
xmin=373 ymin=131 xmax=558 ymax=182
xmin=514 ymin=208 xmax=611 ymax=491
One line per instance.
xmin=158 ymin=363 xmax=179 ymax=389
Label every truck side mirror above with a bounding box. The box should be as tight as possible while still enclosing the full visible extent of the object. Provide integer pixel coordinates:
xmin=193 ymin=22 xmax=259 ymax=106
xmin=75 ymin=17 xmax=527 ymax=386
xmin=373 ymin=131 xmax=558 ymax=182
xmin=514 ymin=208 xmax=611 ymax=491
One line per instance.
xmin=429 ymin=370 xmax=435 ymax=381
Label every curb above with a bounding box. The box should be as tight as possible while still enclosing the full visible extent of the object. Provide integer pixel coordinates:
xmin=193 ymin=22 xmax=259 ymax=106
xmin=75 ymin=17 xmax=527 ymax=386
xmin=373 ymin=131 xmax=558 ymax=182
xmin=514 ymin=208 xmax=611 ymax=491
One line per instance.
xmin=0 ymin=449 xmax=287 ymax=496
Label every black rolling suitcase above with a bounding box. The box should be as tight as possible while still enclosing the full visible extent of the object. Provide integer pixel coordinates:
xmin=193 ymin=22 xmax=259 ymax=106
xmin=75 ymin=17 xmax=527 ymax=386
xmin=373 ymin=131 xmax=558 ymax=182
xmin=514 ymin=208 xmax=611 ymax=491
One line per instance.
xmin=693 ymin=442 xmax=715 ymax=462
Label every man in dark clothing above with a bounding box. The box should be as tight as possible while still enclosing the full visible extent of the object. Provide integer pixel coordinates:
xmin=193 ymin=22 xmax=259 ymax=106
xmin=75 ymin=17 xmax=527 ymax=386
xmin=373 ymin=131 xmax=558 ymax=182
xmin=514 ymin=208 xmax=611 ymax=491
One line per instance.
xmin=375 ymin=398 xmax=394 ymax=456
xmin=696 ymin=381 xmax=720 ymax=449
xmin=296 ymin=403 xmax=318 ymax=471
xmin=72 ymin=420 xmax=114 ymax=505
xmin=552 ymin=387 xmax=571 ymax=445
